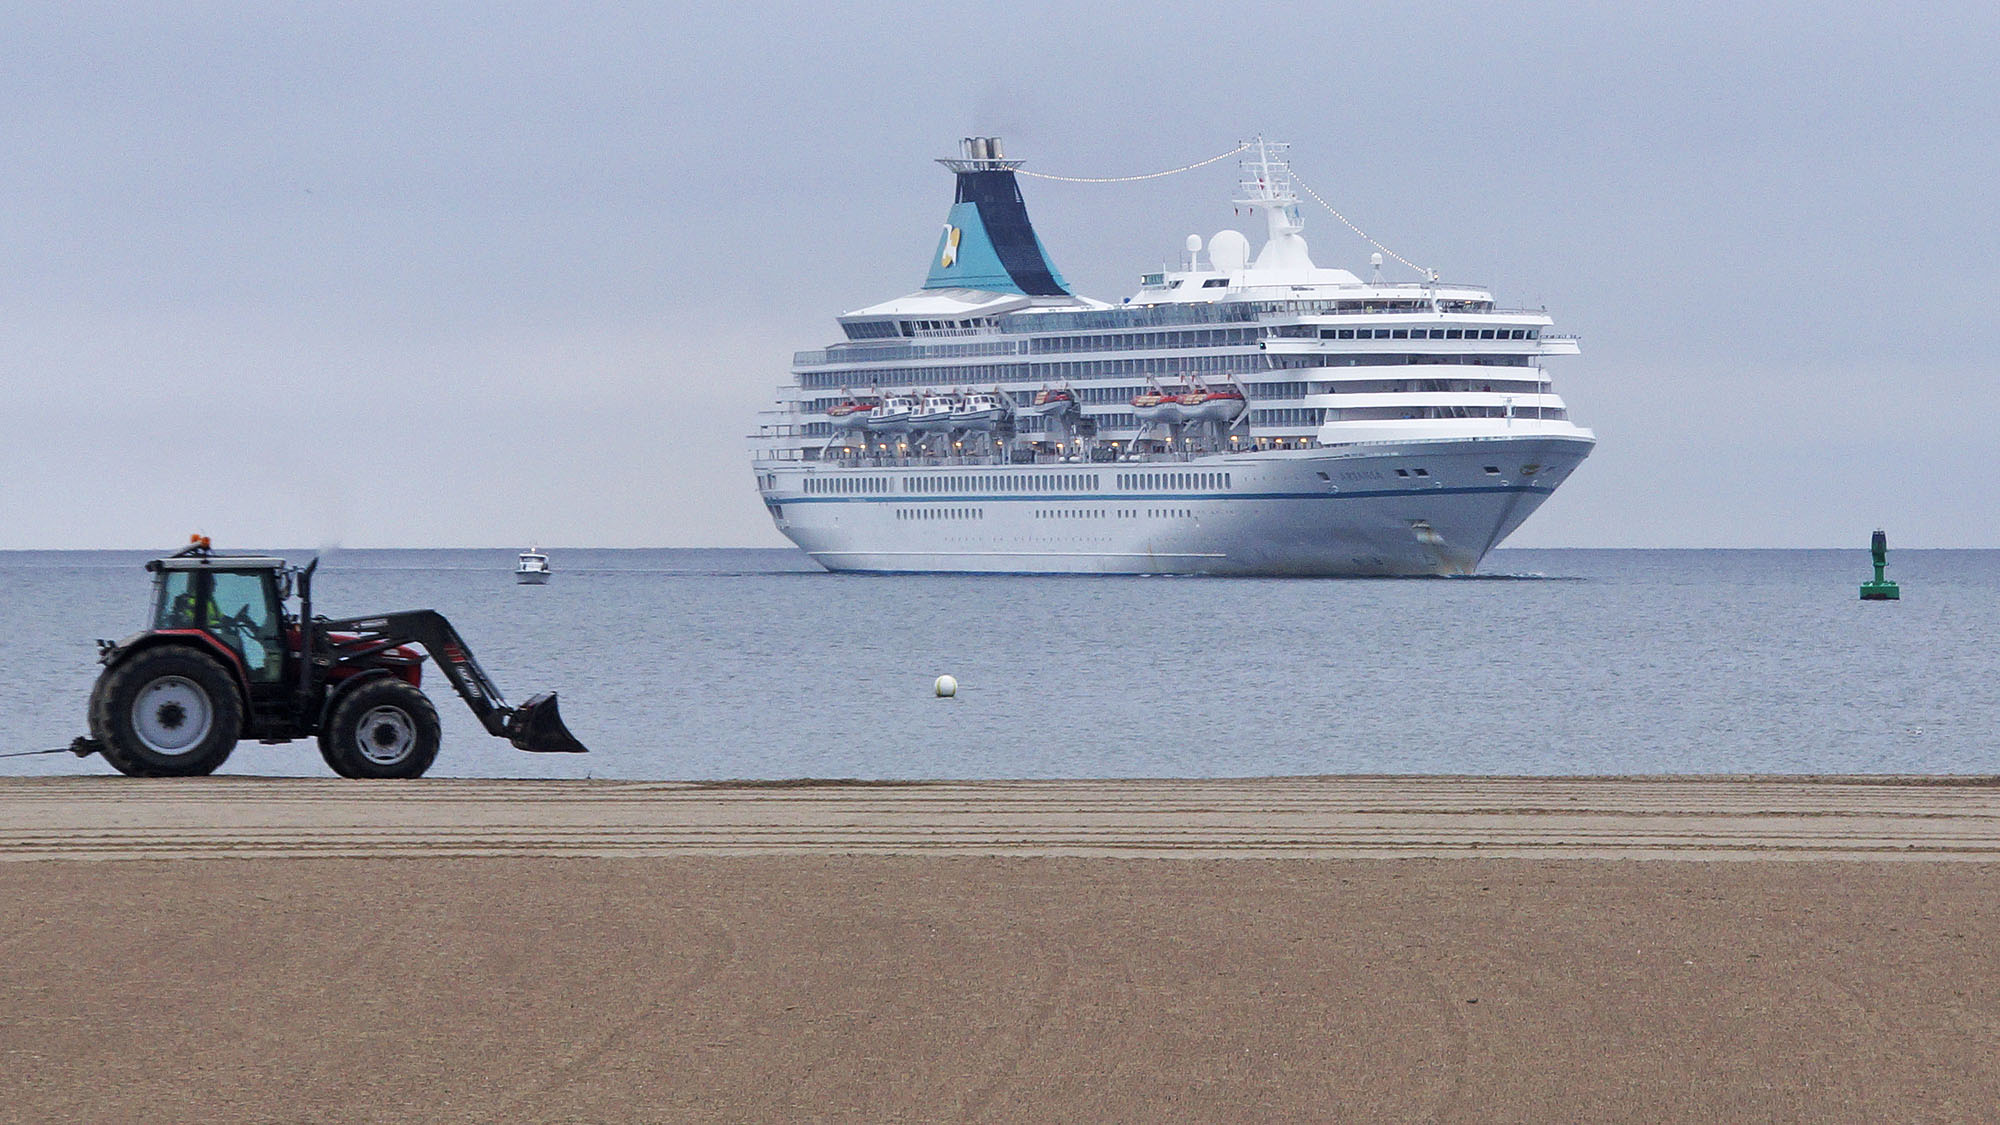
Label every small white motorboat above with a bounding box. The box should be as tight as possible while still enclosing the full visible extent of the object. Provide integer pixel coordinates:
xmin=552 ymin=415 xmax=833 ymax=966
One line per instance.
xmin=866 ymin=395 xmax=918 ymax=432
xmin=516 ymin=548 xmax=551 ymax=585
xmin=951 ymin=391 xmax=1009 ymax=429
xmin=909 ymin=392 xmax=962 ymax=433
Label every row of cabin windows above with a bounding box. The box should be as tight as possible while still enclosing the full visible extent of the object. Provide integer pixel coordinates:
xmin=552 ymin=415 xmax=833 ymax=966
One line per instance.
xmin=845 ymin=299 xmax=1508 ymax=347
xmin=1252 ymin=408 xmax=1321 ymax=427
xmin=804 ymin=476 xmax=889 ymax=494
xmin=1030 ymin=328 xmax=1260 ymax=354
xmin=1034 ymin=508 xmax=1109 ymax=519
xmin=1116 ymin=471 xmax=1232 ymax=491
xmin=1325 ymin=405 xmax=1569 ymax=421
xmin=896 ymin=508 xmax=983 ymax=520
xmin=842 ymin=319 xmax=1000 ymax=340
xmin=1270 ymin=354 xmax=1534 ymax=369
xmin=805 ymin=400 xmax=1560 ymax=440
xmin=799 ymin=349 xmax=1534 ymax=391
xmin=807 ymin=372 xmax=1546 ymax=414
xmin=1323 ymin=377 xmax=1547 ymax=395
xmin=1322 ymin=327 xmax=1538 ymax=341
xmin=906 ymin=473 xmax=1101 ymax=494
xmin=817 ymin=338 xmax=1030 ymax=366
xmin=799 ymin=350 xmax=1251 ymax=390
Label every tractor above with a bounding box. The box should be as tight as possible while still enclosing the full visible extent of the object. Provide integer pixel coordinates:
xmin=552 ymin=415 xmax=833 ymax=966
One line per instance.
xmin=69 ymin=538 xmax=588 ymax=778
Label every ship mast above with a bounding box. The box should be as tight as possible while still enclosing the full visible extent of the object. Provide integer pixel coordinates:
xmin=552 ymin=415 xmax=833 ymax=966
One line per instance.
xmin=1234 ymin=137 xmax=1314 ymax=271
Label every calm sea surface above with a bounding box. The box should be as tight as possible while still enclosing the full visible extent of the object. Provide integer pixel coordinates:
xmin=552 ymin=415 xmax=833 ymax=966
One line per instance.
xmin=1 ymin=548 xmax=1993 ymax=779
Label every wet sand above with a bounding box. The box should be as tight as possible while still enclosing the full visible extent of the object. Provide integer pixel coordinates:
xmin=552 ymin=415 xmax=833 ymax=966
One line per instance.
xmin=5 ymin=776 xmax=1999 ymax=1122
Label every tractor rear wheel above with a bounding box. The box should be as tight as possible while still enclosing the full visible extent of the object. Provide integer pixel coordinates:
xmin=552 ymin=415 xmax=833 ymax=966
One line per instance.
xmin=319 ymin=678 xmax=441 ymax=779
xmin=91 ymin=646 xmax=242 ymax=777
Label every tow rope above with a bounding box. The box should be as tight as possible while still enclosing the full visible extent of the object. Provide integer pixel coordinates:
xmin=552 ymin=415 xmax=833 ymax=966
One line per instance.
xmin=1 ymin=741 xmax=96 ymax=759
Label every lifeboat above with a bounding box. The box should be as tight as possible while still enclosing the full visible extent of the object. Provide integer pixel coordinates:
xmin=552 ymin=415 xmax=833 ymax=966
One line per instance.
xmin=1178 ymin=387 xmax=1246 ymax=423
xmin=951 ymin=391 xmax=1009 ymax=430
xmin=1018 ymin=387 xmax=1078 ymax=417
xmin=866 ymin=395 xmax=918 ymax=431
xmin=909 ymin=393 xmax=962 ymax=433
xmin=826 ymin=397 xmax=880 ymax=430
xmin=1131 ymin=391 xmax=1184 ymax=424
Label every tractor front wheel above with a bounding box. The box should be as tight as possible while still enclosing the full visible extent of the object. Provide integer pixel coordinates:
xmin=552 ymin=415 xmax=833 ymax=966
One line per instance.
xmin=319 ymin=679 xmax=441 ymax=779
xmin=92 ymin=646 xmax=242 ymax=777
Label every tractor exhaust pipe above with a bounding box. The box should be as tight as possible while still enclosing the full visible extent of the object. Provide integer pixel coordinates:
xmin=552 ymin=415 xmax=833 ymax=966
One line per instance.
xmin=504 ymin=692 xmax=589 ymax=754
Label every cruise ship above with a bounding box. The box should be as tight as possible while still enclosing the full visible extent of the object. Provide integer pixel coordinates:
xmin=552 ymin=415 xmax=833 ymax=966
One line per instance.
xmin=751 ymin=137 xmax=1593 ymax=575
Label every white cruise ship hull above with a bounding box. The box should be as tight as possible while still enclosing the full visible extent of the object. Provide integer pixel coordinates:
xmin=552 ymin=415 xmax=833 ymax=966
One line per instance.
xmin=763 ymin=433 xmax=1590 ymax=577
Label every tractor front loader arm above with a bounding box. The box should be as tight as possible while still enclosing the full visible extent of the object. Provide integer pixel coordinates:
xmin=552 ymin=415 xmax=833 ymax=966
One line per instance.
xmin=316 ymin=610 xmax=588 ymax=754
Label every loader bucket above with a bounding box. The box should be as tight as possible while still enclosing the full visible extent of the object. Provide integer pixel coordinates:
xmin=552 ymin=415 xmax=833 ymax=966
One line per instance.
xmin=505 ymin=692 xmax=589 ymax=753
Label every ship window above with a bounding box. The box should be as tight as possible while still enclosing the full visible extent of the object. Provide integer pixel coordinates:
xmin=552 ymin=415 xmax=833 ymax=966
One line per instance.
xmin=1392 ymin=329 xmax=1408 ymax=339
xmin=1203 ymin=278 xmax=1228 ymax=288
xmin=1414 ymin=468 xmax=1429 ymax=477
xmin=1317 ymin=471 xmax=1330 ymax=481
xmin=1484 ymin=466 xmax=1501 ymax=475
xmin=1337 ymin=329 xmax=1354 ymax=339
xmin=1395 ymin=469 xmax=1409 ymax=477
xmin=1446 ymin=329 xmax=1462 ymax=339
xmin=1480 ymin=329 xmax=1496 ymax=339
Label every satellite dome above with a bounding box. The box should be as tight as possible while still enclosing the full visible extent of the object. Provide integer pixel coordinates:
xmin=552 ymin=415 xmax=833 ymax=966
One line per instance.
xmin=1209 ymin=229 xmax=1250 ymax=274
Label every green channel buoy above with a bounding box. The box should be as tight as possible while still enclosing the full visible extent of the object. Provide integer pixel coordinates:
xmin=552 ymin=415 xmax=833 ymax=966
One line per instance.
xmin=1860 ymin=529 xmax=1900 ymax=600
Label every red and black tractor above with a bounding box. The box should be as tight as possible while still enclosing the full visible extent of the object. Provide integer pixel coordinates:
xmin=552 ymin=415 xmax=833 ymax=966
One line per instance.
xmin=69 ymin=538 xmax=588 ymax=778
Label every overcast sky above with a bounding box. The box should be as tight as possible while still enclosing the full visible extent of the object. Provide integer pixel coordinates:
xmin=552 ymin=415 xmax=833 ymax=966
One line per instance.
xmin=4 ymin=2 xmax=1996 ymax=549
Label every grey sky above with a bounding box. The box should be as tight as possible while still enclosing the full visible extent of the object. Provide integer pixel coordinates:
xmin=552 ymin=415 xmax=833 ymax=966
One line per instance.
xmin=4 ymin=2 xmax=1995 ymax=549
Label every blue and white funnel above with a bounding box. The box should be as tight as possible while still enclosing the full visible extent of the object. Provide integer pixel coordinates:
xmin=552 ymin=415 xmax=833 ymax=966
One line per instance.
xmin=922 ymin=137 xmax=1072 ymax=297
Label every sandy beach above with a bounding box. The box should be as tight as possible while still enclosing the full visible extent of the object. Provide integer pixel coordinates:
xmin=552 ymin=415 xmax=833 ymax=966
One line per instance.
xmin=5 ymin=776 xmax=1999 ymax=1122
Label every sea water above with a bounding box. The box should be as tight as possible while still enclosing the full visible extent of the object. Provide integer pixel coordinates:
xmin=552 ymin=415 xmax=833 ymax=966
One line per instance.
xmin=1 ymin=548 xmax=1994 ymax=779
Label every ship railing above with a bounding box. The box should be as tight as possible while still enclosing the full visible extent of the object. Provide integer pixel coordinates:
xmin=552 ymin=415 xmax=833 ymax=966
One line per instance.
xmin=1273 ymin=304 xmax=1563 ymax=321
xmin=811 ymin=446 xmax=1282 ymax=470
xmin=794 ymin=339 xmax=1029 ymax=367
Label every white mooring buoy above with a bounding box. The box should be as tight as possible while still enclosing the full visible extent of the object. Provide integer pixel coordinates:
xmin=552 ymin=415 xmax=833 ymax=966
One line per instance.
xmin=934 ymin=675 xmax=958 ymax=698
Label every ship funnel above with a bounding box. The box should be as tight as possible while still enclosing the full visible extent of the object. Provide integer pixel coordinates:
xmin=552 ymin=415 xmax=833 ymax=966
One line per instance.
xmin=925 ymin=137 xmax=1071 ymax=296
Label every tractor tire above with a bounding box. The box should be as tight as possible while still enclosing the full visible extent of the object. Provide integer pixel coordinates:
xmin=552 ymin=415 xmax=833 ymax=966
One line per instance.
xmin=91 ymin=646 xmax=242 ymax=777
xmin=318 ymin=678 xmax=441 ymax=780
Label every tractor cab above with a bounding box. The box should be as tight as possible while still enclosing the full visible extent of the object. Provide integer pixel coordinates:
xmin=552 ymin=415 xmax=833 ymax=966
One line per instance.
xmin=145 ymin=548 xmax=294 ymax=685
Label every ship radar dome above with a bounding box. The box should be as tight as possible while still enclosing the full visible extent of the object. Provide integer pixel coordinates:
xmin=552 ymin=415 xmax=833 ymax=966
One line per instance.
xmin=1209 ymin=229 xmax=1250 ymax=273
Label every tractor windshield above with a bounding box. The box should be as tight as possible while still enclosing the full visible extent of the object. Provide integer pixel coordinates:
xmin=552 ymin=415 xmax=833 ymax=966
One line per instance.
xmin=148 ymin=568 xmax=286 ymax=683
